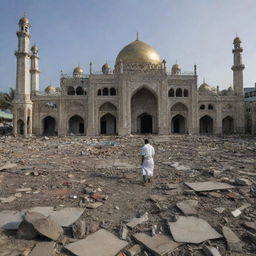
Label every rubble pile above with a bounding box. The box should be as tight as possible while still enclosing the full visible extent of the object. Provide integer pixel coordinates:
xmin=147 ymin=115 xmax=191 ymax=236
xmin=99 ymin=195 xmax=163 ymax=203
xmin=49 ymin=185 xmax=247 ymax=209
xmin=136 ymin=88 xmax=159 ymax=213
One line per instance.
xmin=0 ymin=134 xmax=255 ymax=255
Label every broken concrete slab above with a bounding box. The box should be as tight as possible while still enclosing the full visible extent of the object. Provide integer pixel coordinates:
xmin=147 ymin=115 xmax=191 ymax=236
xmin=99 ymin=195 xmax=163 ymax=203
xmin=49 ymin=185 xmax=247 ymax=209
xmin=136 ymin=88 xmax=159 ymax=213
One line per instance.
xmin=0 ymin=162 xmax=17 ymax=171
xmin=29 ymin=241 xmax=56 ymax=256
xmin=50 ymin=207 xmax=85 ymax=227
xmin=133 ymin=233 xmax=180 ymax=256
xmin=0 ymin=210 xmax=24 ymax=230
xmin=17 ymin=211 xmax=63 ymax=241
xmin=202 ymin=245 xmax=221 ymax=256
xmin=243 ymin=221 xmax=256 ymax=231
xmin=170 ymin=162 xmax=191 ymax=171
xmin=149 ymin=195 xmax=167 ymax=202
xmin=213 ymin=207 xmax=225 ymax=214
xmin=247 ymin=231 xmax=256 ymax=244
xmin=32 ymin=215 xmax=64 ymax=241
xmin=65 ymin=229 xmax=128 ymax=256
xmin=235 ymin=178 xmax=252 ymax=186
xmin=168 ymin=216 xmax=222 ymax=244
xmin=222 ymin=226 xmax=243 ymax=252
xmin=120 ymin=224 xmax=128 ymax=240
xmin=176 ymin=200 xmax=198 ymax=216
xmin=185 ymin=181 xmax=234 ymax=192
xmin=1 ymin=207 xmax=84 ymax=230
xmin=127 ymin=212 xmax=148 ymax=229
xmin=126 ymin=244 xmax=142 ymax=256
xmin=17 ymin=211 xmax=45 ymax=240
xmin=16 ymin=188 xmax=32 ymax=192
xmin=231 ymin=203 xmax=251 ymax=217
xmin=29 ymin=206 xmax=85 ymax=227
xmin=85 ymin=202 xmax=103 ymax=209
xmin=0 ymin=195 xmax=17 ymax=203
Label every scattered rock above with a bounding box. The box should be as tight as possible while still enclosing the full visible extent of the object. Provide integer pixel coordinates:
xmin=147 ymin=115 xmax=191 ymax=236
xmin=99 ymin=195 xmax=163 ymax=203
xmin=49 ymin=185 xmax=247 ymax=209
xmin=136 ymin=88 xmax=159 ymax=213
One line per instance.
xmin=176 ymin=199 xmax=198 ymax=216
xmin=0 ymin=162 xmax=17 ymax=171
xmin=202 ymin=245 xmax=221 ymax=256
xmin=120 ymin=224 xmax=128 ymax=240
xmin=222 ymin=226 xmax=244 ymax=252
xmin=72 ymin=220 xmax=86 ymax=239
xmin=126 ymin=244 xmax=142 ymax=256
xmin=235 ymin=178 xmax=252 ymax=186
xmin=29 ymin=241 xmax=56 ymax=256
xmin=127 ymin=212 xmax=148 ymax=229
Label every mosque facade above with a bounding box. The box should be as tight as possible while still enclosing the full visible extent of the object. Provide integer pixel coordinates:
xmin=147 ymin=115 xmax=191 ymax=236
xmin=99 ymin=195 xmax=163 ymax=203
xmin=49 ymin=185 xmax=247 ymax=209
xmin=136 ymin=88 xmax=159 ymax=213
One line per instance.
xmin=13 ymin=16 xmax=251 ymax=136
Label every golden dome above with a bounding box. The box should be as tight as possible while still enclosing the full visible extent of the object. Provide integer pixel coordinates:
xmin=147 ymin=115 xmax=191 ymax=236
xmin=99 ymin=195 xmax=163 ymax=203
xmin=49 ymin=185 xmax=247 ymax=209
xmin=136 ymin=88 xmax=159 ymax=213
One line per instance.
xmin=19 ymin=16 xmax=29 ymax=24
xmin=102 ymin=63 xmax=110 ymax=69
xmin=45 ymin=85 xmax=56 ymax=93
xmin=115 ymin=39 xmax=161 ymax=65
xmin=199 ymin=82 xmax=217 ymax=95
xmin=73 ymin=65 xmax=83 ymax=74
xmin=171 ymin=64 xmax=181 ymax=74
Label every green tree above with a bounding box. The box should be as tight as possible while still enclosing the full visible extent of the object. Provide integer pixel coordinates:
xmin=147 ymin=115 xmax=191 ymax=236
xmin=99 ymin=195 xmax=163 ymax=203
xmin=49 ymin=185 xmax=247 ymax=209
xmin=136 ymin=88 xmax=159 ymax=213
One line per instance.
xmin=0 ymin=88 xmax=15 ymax=110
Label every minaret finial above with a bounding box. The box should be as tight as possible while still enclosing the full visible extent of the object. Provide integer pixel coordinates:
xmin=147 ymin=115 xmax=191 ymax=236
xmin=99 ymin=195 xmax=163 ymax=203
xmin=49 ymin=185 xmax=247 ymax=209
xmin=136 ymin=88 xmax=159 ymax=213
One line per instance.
xmin=203 ymin=77 xmax=205 ymax=83
xmin=136 ymin=31 xmax=139 ymax=40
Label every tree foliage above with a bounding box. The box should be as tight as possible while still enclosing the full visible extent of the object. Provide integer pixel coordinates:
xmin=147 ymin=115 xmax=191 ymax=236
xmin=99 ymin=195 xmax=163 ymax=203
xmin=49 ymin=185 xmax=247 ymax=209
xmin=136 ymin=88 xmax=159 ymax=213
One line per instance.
xmin=0 ymin=88 xmax=15 ymax=110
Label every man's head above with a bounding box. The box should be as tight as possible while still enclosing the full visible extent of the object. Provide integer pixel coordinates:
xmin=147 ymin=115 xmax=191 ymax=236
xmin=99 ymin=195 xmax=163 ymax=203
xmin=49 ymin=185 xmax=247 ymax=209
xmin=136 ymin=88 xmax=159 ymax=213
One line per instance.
xmin=144 ymin=139 xmax=149 ymax=144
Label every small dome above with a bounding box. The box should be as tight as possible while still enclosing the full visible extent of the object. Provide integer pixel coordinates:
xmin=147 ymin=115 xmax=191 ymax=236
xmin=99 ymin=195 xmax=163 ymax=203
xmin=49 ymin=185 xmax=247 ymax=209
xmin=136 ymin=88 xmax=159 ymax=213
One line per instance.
xmin=102 ymin=63 xmax=110 ymax=70
xmin=233 ymin=37 xmax=241 ymax=45
xmin=31 ymin=44 xmax=38 ymax=53
xmin=115 ymin=39 xmax=161 ymax=65
xmin=199 ymin=82 xmax=217 ymax=95
xmin=19 ymin=16 xmax=29 ymax=24
xmin=102 ymin=63 xmax=110 ymax=74
xmin=73 ymin=65 xmax=83 ymax=75
xmin=45 ymin=85 xmax=56 ymax=93
xmin=171 ymin=64 xmax=181 ymax=74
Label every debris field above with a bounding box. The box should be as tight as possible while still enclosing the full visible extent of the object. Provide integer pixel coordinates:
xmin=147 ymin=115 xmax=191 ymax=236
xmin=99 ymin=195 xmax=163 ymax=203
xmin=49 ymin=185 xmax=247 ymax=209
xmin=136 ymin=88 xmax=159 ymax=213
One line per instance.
xmin=0 ymin=134 xmax=255 ymax=256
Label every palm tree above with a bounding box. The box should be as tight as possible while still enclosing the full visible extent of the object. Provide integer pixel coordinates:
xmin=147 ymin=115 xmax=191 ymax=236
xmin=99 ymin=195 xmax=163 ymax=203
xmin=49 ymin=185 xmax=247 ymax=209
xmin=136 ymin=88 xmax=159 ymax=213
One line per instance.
xmin=0 ymin=88 xmax=15 ymax=110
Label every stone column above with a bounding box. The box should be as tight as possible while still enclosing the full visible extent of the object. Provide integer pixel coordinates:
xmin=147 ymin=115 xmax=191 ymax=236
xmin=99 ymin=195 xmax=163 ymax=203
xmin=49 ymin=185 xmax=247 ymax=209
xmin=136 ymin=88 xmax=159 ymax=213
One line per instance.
xmin=215 ymin=99 xmax=222 ymax=134
xmin=58 ymin=96 xmax=66 ymax=136
xmin=158 ymin=79 xmax=168 ymax=134
xmin=190 ymin=77 xmax=198 ymax=134
xmin=118 ymin=76 xmax=130 ymax=135
xmin=87 ymin=77 xmax=97 ymax=135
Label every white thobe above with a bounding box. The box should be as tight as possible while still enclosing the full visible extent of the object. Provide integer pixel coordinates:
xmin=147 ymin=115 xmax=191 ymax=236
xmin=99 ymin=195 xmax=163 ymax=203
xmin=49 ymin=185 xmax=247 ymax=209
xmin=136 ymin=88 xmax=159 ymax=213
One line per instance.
xmin=141 ymin=144 xmax=155 ymax=176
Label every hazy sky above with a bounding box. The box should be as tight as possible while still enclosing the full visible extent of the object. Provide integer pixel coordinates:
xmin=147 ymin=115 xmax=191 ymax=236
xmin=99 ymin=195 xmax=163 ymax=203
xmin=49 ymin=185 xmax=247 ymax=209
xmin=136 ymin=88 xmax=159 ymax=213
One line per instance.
xmin=0 ymin=0 xmax=256 ymax=92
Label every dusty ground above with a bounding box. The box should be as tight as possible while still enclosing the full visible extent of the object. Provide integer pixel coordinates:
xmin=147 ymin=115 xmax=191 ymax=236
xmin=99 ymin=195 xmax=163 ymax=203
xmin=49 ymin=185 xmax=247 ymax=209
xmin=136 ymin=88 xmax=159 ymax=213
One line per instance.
xmin=0 ymin=134 xmax=256 ymax=255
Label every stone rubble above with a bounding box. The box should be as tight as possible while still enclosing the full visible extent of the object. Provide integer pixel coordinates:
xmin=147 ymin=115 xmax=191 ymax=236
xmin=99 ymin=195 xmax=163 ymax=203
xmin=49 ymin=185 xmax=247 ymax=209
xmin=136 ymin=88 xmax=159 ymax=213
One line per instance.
xmin=0 ymin=134 xmax=255 ymax=255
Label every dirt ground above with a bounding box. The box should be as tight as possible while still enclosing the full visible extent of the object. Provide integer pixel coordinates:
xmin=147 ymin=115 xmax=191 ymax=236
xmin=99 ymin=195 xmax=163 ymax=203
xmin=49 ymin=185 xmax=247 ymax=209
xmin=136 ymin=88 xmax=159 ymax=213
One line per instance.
xmin=0 ymin=134 xmax=256 ymax=255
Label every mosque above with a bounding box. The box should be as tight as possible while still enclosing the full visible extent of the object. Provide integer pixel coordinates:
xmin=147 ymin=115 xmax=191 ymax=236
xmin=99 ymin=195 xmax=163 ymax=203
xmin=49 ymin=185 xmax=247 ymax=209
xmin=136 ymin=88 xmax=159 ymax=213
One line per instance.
xmin=13 ymin=16 xmax=247 ymax=136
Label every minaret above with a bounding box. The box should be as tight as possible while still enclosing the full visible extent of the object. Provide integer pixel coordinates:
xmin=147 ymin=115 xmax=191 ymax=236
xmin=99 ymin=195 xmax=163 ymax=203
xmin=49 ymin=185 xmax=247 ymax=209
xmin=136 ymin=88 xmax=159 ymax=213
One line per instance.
xmin=30 ymin=44 xmax=40 ymax=95
xmin=231 ymin=36 xmax=245 ymax=96
xmin=13 ymin=16 xmax=33 ymax=136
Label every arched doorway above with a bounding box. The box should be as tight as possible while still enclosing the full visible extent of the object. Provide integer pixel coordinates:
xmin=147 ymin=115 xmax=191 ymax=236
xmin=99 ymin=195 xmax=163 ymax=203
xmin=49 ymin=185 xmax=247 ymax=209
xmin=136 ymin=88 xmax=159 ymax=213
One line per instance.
xmin=69 ymin=115 xmax=84 ymax=135
xmin=17 ymin=119 xmax=24 ymax=135
xmin=200 ymin=115 xmax=213 ymax=134
xmin=222 ymin=116 xmax=234 ymax=134
xmin=170 ymin=103 xmax=188 ymax=134
xmin=172 ymin=114 xmax=185 ymax=133
xmin=138 ymin=113 xmax=152 ymax=134
xmin=131 ymin=87 xmax=157 ymax=134
xmin=100 ymin=114 xmax=116 ymax=135
xmin=43 ymin=116 xmax=56 ymax=136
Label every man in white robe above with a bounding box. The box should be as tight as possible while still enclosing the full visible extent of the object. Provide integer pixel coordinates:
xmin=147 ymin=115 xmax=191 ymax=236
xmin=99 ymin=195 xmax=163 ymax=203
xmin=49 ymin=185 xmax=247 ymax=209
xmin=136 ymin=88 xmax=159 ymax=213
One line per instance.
xmin=141 ymin=139 xmax=155 ymax=185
